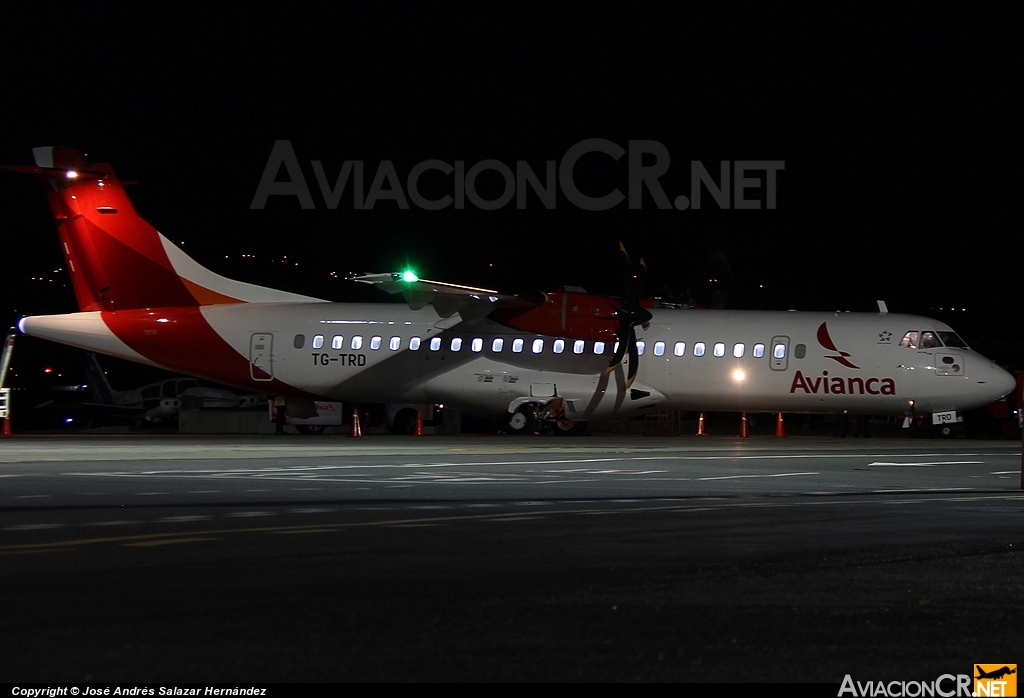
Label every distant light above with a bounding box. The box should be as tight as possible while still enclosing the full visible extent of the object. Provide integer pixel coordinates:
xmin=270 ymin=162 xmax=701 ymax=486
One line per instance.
xmin=44 ymin=367 xmax=53 ymax=374
xmin=732 ymin=369 xmax=745 ymax=382
xmin=65 ymin=417 xmax=74 ymax=424
xmin=65 ymin=170 xmax=78 ymax=179
xmin=156 ymin=318 xmax=169 ymax=323
xmin=402 ymin=270 xmax=419 ymax=283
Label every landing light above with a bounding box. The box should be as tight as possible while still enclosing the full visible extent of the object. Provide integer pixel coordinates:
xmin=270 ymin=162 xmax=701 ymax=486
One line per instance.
xmin=732 ymin=369 xmax=745 ymax=382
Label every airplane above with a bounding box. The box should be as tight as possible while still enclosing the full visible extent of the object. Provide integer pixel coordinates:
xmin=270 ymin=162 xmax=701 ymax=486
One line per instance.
xmin=976 ymin=666 xmax=1016 ymax=681
xmin=83 ymin=352 xmax=263 ymax=423
xmin=5 ymin=147 xmax=1016 ymax=435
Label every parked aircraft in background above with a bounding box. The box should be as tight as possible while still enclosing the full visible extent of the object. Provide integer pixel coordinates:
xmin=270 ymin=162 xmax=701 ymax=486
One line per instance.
xmin=6 ymin=147 xmax=1016 ymax=434
xmin=84 ymin=352 xmax=262 ymax=423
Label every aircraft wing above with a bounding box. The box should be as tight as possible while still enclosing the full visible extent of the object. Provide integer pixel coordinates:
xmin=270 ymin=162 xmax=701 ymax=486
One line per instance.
xmin=352 ymin=272 xmax=538 ymax=320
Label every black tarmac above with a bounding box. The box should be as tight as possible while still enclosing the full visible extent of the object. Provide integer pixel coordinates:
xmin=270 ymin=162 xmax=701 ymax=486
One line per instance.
xmin=0 ymin=435 xmax=1021 ymax=682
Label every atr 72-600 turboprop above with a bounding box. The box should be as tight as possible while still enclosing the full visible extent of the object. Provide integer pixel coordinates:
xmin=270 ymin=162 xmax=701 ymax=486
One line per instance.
xmin=6 ymin=147 xmax=1016 ymax=433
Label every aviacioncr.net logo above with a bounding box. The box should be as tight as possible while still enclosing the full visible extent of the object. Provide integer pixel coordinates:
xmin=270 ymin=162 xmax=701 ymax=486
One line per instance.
xmin=975 ymin=665 xmax=1017 ymax=697
xmin=839 ymin=674 xmax=973 ymax=697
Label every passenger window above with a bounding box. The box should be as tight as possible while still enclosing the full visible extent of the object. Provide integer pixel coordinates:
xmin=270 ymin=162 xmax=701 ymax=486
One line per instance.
xmin=312 ymin=334 xmax=324 ymax=349
xmin=293 ymin=334 xmax=305 ymax=349
xmin=370 ymin=336 xmax=382 ymax=350
xmin=331 ymin=335 xmax=344 ymax=350
xmin=694 ymin=342 xmax=706 ymax=357
xmin=350 ymin=336 xmax=363 ymax=350
xmin=654 ymin=341 xmax=665 ymax=356
xmin=532 ymin=338 xmax=544 ymax=354
xmin=594 ymin=341 xmax=606 ymax=354
xmin=492 ymin=338 xmax=504 ymax=352
xmin=673 ymin=342 xmax=686 ymax=356
xmin=920 ymin=331 xmax=942 ymax=349
xmin=389 ymin=336 xmax=401 ymax=351
xmin=573 ymin=340 xmax=585 ymax=354
xmin=794 ymin=344 xmax=806 ymax=359
xmin=471 ymin=338 xmax=483 ymax=352
xmin=773 ymin=343 xmax=787 ymax=359
xmin=409 ymin=337 xmax=421 ymax=350
xmin=713 ymin=342 xmax=725 ymax=357
xmin=450 ymin=337 xmax=462 ymax=351
xmin=553 ymin=339 xmax=565 ymax=354
xmin=733 ymin=343 xmax=745 ymax=358
xmin=512 ymin=338 xmax=524 ymax=353
xmin=637 ymin=341 xmax=646 ymax=356
xmin=429 ymin=337 xmax=441 ymax=351
xmin=753 ymin=343 xmax=765 ymax=358
xmin=899 ymin=331 xmax=918 ymax=349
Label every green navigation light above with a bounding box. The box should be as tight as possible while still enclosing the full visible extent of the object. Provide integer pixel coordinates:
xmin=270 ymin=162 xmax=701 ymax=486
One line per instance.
xmin=401 ymin=270 xmax=419 ymax=283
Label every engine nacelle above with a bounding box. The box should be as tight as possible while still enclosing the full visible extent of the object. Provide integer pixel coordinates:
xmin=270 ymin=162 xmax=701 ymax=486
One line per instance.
xmin=491 ymin=289 xmax=625 ymax=341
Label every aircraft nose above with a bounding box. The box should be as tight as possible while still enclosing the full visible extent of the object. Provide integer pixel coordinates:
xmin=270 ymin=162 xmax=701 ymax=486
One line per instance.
xmin=990 ymin=364 xmax=1017 ymax=401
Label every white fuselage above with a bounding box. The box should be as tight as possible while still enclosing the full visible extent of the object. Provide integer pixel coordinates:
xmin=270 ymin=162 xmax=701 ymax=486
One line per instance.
xmin=23 ymin=304 xmax=1015 ymax=420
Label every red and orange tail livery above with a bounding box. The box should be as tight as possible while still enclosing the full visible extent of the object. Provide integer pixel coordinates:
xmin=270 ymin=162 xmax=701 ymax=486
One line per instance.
xmin=4 ymin=146 xmax=321 ymax=312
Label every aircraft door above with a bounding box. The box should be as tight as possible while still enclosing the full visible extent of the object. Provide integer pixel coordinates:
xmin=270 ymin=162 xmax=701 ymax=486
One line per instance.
xmin=249 ymin=333 xmax=274 ymax=381
xmin=769 ymin=335 xmax=790 ymax=371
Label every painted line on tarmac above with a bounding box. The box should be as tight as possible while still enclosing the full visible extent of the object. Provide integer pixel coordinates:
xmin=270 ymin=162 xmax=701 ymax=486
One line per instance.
xmin=867 ymin=461 xmax=983 ymax=467
xmin=4 ymin=492 xmax=1024 ymax=555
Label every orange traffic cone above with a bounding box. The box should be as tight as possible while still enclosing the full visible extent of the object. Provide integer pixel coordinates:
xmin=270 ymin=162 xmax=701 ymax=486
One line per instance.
xmin=350 ymin=408 xmax=362 ymax=437
xmin=775 ymin=412 xmax=786 ymax=438
xmin=414 ymin=409 xmax=425 ymax=436
xmin=739 ymin=411 xmax=749 ymax=437
xmin=1 ymin=418 xmax=12 ymax=436
xmin=696 ymin=412 xmax=706 ymax=436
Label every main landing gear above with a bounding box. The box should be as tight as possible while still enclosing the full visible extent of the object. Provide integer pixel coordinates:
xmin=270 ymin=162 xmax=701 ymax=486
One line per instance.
xmin=502 ymin=401 xmax=587 ymax=436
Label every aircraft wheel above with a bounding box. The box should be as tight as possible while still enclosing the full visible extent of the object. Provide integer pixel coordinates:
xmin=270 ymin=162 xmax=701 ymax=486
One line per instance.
xmin=552 ymin=419 xmax=587 ymax=436
xmin=504 ymin=406 xmax=538 ymax=435
xmin=296 ymin=425 xmax=327 ymax=435
xmin=390 ymin=408 xmax=418 ymax=435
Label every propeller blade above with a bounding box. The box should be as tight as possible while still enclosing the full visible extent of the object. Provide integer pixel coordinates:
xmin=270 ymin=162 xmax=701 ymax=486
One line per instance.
xmin=605 ymin=326 xmax=631 ymax=372
xmin=626 ymin=258 xmax=648 ymax=306
xmin=606 ymin=242 xmax=650 ymax=385
xmin=626 ymin=328 xmax=639 ymax=388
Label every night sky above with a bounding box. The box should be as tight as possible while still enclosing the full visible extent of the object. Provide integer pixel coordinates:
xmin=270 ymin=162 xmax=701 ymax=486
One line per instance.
xmin=1 ymin=6 xmax=1021 ymax=394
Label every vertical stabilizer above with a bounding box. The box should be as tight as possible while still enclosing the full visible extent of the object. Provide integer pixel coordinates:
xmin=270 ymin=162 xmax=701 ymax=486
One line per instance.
xmin=84 ymin=353 xmax=118 ymax=406
xmin=4 ymin=148 xmax=324 ymax=311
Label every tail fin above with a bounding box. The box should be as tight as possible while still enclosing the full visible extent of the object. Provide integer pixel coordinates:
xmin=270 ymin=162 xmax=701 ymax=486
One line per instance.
xmin=5 ymin=147 xmax=323 ymax=311
xmin=84 ymin=352 xmax=117 ymax=405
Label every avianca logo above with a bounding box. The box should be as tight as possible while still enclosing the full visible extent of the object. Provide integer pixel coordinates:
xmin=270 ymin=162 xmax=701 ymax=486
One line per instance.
xmin=790 ymin=370 xmax=896 ymax=395
xmin=818 ymin=322 xmax=860 ymax=369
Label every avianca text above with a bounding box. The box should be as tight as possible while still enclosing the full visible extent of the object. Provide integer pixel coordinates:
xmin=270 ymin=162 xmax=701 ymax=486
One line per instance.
xmin=790 ymin=370 xmax=896 ymax=395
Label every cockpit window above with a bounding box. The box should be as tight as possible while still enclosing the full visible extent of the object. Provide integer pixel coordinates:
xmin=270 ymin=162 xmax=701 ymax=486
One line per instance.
xmin=898 ymin=331 xmax=918 ymax=349
xmin=937 ymin=331 xmax=969 ymax=349
xmin=919 ymin=331 xmax=942 ymax=349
